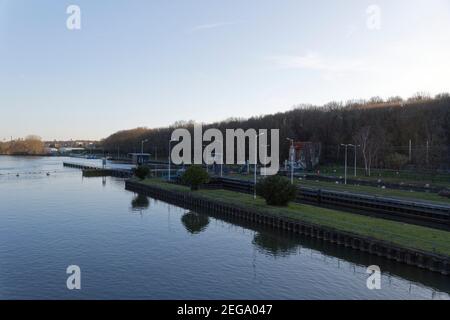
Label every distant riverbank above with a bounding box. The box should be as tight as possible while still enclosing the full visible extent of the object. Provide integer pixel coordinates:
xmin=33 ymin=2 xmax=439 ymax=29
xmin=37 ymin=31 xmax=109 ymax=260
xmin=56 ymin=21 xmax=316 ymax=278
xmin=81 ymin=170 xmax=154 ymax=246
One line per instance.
xmin=0 ymin=153 xmax=57 ymax=157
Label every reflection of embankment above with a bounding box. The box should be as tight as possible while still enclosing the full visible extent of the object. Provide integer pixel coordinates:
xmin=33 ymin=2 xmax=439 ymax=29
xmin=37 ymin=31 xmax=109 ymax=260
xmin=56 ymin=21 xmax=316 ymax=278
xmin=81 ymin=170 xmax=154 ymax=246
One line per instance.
xmin=232 ymin=213 xmax=450 ymax=293
xmin=181 ymin=211 xmax=210 ymax=234
xmin=178 ymin=202 xmax=450 ymax=294
xmin=252 ymin=232 xmax=298 ymax=257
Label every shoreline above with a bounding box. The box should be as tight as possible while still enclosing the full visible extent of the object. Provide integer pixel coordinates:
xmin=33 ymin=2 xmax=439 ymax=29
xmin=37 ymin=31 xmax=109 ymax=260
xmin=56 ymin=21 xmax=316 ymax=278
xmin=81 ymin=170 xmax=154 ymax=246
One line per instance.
xmin=0 ymin=154 xmax=62 ymax=157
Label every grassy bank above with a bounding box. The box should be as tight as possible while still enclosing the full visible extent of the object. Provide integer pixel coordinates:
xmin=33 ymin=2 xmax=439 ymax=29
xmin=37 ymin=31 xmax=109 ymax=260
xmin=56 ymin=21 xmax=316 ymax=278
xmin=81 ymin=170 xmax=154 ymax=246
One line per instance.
xmin=317 ymin=165 xmax=450 ymax=188
xmin=137 ymin=178 xmax=450 ymax=257
xmin=227 ymin=173 xmax=450 ymax=205
xmin=297 ymin=180 xmax=450 ymax=205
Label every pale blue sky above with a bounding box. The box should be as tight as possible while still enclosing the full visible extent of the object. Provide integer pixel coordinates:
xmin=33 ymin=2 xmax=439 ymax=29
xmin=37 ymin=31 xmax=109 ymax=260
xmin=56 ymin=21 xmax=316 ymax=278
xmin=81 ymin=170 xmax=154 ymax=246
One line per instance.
xmin=1 ymin=0 xmax=450 ymax=140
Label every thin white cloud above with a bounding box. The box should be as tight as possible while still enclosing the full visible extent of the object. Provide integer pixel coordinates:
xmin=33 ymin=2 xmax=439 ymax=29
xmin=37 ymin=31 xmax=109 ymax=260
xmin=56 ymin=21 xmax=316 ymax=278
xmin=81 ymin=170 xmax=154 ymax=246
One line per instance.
xmin=267 ymin=30 xmax=450 ymax=100
xmin=188 ymin=21 xmax=237 ymax=33
xmin=268 ymin=52 xmax=371 ymax=73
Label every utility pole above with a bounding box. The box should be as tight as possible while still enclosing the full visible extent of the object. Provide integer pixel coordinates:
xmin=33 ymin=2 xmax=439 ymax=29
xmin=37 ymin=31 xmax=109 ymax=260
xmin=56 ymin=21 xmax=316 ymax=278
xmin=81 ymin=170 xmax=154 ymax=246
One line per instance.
xmin=213 ymin=152 xmax=224 ymax=177
xmin=141 ymin=139 xmax=148 ymax=155
xmin=354 ymin=144 xmax=360 ymax=177
xmin=341 ymin=144 xmax=355 ymax=185
xmin=287 ymin=138 xmax=294 ymax=184
xmin=254 ymin=133 xmax=265 ymax=199
xmin=262 ymin=144 xmax=270 ymax=173
xmin=168 ymin=139 xmax=175 ymax=181
xmin=140 ymin=139 xmax=148 ymax=165
xmin=409 ymin=139 xmax=412 ymax=162
xmin=344 ymin=145 xmax=348 ymax=185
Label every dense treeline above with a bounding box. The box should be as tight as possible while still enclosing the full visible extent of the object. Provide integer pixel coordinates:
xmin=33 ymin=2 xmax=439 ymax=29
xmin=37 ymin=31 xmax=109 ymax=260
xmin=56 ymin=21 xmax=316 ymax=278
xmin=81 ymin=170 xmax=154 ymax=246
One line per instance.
xmin=0 ymin=135 xmax=45 ymax=155
xmin=101 ymin=94 xmax=450 ymax=172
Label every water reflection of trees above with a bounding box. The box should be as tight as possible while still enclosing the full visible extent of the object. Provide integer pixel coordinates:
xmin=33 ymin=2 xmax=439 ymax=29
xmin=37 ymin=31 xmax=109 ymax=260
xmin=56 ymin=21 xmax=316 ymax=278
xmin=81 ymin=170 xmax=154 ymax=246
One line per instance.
xmin=252 ymin=232 xmax=299 ymax=257
xmin=131 ymin=194 xmax=150 ymax=211
xmin=181 ymin=211 xmax=210 ymax=234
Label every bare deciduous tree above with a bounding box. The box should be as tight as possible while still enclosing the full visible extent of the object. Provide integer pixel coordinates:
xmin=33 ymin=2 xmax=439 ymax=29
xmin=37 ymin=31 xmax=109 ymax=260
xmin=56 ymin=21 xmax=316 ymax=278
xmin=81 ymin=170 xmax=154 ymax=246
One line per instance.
xmin=354 ymin=126 xmax=383 ymax=176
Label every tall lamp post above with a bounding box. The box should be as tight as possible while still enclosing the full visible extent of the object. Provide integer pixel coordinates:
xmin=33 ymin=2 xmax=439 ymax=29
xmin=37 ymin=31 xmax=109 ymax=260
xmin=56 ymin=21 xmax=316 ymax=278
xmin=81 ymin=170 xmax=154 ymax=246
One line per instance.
xmin=168 ymin=139 xmax=176 ymax=181
xmin=215 ymin=152 xmax=224 ymax=177
xmin=141 ymin=139 xmax=148 ymax=165
xmin=141 ymin=139 xmax=148 ymax=154
xmin=353 ymin=144 xmax=360 ymax=177
xmin=210 ymin=151 xmax=223 ymax=177
xmin=341 ymin=144 xmax=356 ymax=184
xmin=262 ymin=144 xmax=270 ymax=172
xmin=287 ymin=138 xmax=294 ymax=184
xmin=202 ymin=144 xmax=209 ymax=173
xmin=254 ymin=133 xmax=265 ymax=199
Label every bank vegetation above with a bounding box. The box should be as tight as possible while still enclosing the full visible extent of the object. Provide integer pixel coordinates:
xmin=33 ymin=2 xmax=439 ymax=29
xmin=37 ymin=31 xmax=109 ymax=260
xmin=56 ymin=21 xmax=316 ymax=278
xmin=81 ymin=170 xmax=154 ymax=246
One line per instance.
xmin=0 ymin=135 xmax=45 ymax=155
xmin=102 ymin=93 xmax=450 ymax=172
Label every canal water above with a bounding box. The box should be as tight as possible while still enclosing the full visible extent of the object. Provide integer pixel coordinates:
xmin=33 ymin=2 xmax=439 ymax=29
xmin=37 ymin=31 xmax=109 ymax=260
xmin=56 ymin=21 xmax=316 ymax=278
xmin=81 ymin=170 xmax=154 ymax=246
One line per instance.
xmin=0 ymin=156 xmax=448 ymax=299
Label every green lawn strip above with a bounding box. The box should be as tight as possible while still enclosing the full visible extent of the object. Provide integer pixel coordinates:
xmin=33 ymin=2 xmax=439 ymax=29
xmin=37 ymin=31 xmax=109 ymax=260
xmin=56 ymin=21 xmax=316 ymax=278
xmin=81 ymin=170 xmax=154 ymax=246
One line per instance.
xmin=298 ymin=180 xmax=450 ymax=205
xmin=318 ymin=166 xmax=450 ymax=187
xmin=228 ymin=173 xmax=450 ymax=205
xmin=138 ymin=178 xmax=450 ymax=257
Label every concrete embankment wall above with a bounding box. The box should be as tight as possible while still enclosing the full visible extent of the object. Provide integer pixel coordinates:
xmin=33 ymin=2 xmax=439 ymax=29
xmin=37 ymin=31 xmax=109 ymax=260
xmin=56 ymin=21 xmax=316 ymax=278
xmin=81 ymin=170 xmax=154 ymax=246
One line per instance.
xmin=126 ymin=180 xmax=450 ymax=276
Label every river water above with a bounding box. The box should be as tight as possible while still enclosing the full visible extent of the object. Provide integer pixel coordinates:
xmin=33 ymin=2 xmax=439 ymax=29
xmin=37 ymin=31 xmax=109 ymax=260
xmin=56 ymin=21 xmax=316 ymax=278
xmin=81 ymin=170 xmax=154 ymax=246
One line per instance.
xmin=0 ymin=156 xmax=448 ymax=300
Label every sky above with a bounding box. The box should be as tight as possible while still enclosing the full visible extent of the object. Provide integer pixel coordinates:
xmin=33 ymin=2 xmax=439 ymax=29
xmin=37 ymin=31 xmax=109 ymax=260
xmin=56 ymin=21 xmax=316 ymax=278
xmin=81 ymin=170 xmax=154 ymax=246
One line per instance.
xmin=1 ymin=0 xmax=450 ymax=140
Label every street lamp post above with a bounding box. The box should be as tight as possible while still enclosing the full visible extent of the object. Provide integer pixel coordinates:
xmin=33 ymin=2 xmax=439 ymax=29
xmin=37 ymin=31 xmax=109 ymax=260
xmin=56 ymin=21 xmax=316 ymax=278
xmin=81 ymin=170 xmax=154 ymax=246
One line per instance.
xmin=287 ymin=138 xmax=294 ymax=184
xmin=141 ymin=139 xmax=148 ymax=155
xmin=341 ymin=144 xmax=356 ymax=184
xmin=168 ymin=139 xmax=176 ymax=181
xmin=141 ymin=139 xmax=148 ymax=165
xmin=212 ymin=152 xmax=224 ymax=177
xmin=219 ymin=154 xmax=223 ymax=177
xmin=354 ymin=144 xmax=360 ymax=177
xmin=203 ymin=144 xmax=211 ymax=174
xmin=262 ymin=144 xmax=270 ymax=172
xmin=254 ymin=133 xmax=265 ymax=199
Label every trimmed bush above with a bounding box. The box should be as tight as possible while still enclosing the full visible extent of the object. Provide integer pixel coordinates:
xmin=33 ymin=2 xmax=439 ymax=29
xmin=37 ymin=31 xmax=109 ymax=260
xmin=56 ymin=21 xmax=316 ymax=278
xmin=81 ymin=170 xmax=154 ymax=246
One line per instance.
xmin=256 ymin=175 xmax=297 ymax=206
xmin=133 ymin=165 xmax=150 ymax=180
xmin=181 ymin=165 xmax=210 ymax=190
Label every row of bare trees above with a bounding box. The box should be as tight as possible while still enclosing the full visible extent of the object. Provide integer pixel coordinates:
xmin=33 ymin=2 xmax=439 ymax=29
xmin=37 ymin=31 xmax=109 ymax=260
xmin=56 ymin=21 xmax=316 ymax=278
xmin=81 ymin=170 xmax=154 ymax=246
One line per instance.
xmin=0 ymin=136 xmax=45 ymax=155
xmin=101 ymin=94 xmax=450 ymax=173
